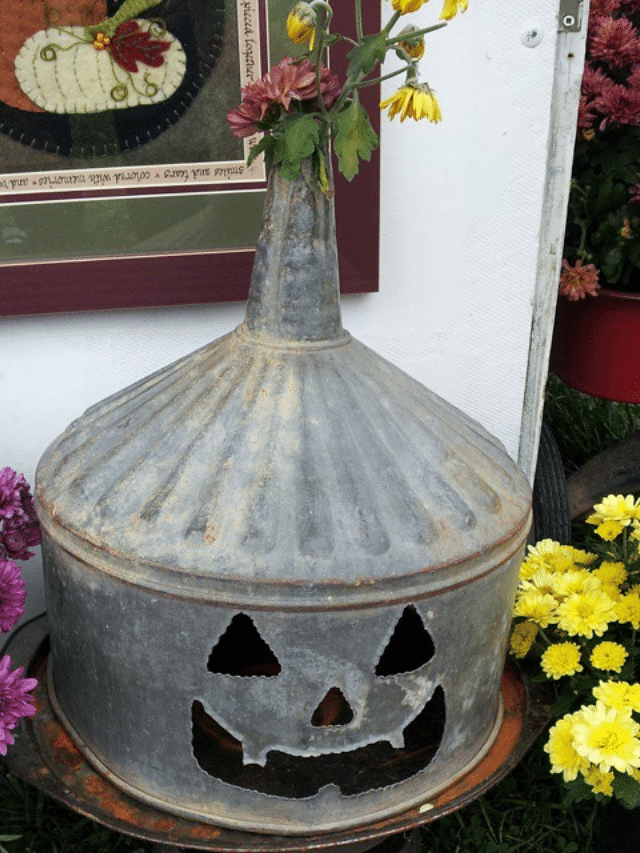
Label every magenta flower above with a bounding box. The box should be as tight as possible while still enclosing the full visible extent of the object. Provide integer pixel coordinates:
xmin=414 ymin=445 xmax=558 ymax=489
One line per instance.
xmin=0 ymin=468 xmax=32 ymax=523
xmin=0 ymin=655 xmax=37 ymax=755
xmin=1 ymin=517 xmax=41 ymax=561
xmin=0 ymin=559 xmax=26 ymax=633
xmin=0 ymin=468 xmax=41 ymax=561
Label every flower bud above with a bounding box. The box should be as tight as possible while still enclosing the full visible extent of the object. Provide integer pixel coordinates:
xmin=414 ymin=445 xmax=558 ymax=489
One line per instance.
xmin=286 ymin=3 xmax=316 ymax=50
xmin=398 ymin=25 xmax=425 ymax=60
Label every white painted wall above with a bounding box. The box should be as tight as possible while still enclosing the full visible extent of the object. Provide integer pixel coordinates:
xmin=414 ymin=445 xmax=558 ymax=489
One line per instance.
xmin=1 ymin=0 xmax=587 ymax=625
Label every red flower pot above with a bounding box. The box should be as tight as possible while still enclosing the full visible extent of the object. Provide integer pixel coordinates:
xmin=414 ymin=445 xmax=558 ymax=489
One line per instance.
xmin=550 ymin=288 xmax=640 ymax=404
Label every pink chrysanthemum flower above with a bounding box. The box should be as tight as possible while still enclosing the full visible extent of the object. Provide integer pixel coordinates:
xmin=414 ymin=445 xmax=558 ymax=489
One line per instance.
xmin=594 ymin=82 xmax=640 ymax=128
xmin=0 ymin=655 xmax=37 ymax=756
xmin=227 ymin=58 xmax=341 ymax=138
xmin=588 ymin=0 xmax=622 ymax=18
xmin=589 ymin=17 xmax=640 ymax=69
xmin=559 ymin=259 xmax=601 ymax=301
xmin=0 ymin=559 xmax=26 ymax=633
xmin=581 ymin=64 xmax=614 ymax=101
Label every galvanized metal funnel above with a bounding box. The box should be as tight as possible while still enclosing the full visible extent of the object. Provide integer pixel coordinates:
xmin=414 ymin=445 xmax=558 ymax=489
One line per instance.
xmin=35 ymin=162 xmax=531 ymax=835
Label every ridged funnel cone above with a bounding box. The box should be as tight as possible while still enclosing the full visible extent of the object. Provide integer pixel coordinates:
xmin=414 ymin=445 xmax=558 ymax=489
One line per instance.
xmin=34 ymin=161 xmax=531 ymax=835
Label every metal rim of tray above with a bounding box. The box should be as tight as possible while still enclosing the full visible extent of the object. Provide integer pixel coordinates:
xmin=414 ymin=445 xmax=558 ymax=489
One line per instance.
xmin=1 ymin=615 xmax=548 ymax=852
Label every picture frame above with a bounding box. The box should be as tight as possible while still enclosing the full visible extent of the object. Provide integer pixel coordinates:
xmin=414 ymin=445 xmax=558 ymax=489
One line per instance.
xmin=0 ymin=0 xmax=379 ymax=317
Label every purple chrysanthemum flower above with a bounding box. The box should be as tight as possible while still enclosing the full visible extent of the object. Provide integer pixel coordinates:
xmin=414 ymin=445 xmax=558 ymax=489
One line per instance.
xmin=0 ymin=468 xmax=41 ymax=561
xmin=0 ymin=654 xmax=37 ymax=756
xmin=0 ymin=559 xmax=26 ymax=632
xmin=1 ymin=518 xmax=41 ymax=562
xmin=0 ymin=468 xmax=31 ymax=523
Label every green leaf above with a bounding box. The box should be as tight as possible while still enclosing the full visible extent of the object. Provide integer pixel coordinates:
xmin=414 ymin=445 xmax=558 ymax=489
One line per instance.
xmin=612 ymin=773 xmax=640 ymax=809
xmin=278 ymin=114 xmax=321 ymax=181
xmin=563 ymin=775 xmax=592 ymax=804
xmin=346 ymin=32 xmax=387 ymax=78
xmin=247 ymin=135 xmax=278 ymax=169
xmin=333 ymin=102 xmax=379 ymax=181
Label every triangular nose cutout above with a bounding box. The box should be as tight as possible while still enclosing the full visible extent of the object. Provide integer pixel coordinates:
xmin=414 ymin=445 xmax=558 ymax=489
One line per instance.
xmin=311 ymin=687 xmax=354 ymax=727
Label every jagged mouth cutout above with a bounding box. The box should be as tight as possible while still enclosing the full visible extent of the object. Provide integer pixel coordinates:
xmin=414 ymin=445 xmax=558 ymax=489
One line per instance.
xmin=191 ymin=607 xmax=446 ymax=798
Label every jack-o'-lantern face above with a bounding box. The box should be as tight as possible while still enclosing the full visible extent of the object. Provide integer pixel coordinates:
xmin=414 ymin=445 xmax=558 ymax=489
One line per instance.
xmin=192 ymin=605 xmax=446 ymax=798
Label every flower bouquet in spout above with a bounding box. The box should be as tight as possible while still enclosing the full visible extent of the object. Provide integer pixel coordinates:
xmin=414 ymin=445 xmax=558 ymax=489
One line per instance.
xmin=559 ymin=0 xmax=640 ymax=301
xmin=0 ymin=468 xmax=40 ymax=757
xmin=227 ymin=0 xmax=468 ymax=189
xmin=510 ymin=495 xmax=640 ymax=808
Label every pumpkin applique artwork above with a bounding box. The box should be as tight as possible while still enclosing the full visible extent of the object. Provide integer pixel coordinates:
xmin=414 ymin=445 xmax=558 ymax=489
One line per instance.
xmin=14 ymin=12 xmax=187 ymax=114
xmin=0 ymin=0 xmax=225 ymax=155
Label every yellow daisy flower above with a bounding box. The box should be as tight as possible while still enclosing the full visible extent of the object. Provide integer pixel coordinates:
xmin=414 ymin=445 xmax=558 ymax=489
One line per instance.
xmin=615 ymin=592 xmax=640 ymax=629
xmin=519 ymin=540 xmax=594 ymax=579
xmin=541 ymin=642 xmax=583 ymax=679
xmin=286 ymin=2 xmax=316 ymax=50
xmin=392 ymin=0 xmax=428 ymax=13
xmin=590 ymin=641 xmax=628 ymax=672
xmin=601 ymin=583 xmax=622 ymax=601
xmin=586 ymin=494 xmax=640 ymax=541
xmin=551 ymin=568 xmax=601 ymax=599
xmin=440 ymin=0 xmax=468 ymax=19
xmin=380 ymin=84 xmax=442 ymax=123
xmin=583 ymin=764 xmax=614 ymax=796
xmin=520 ymin=568 xmax=557 ymax=597
xmin=509 ymin=620 xmax=537 ymax=659
xmin=572 ymin=702 xmax=640 ymax=774
xmin=544 ymin=713 xmax=590 ymax=782
xmin=555 ymin=589 xmax=616 ymax=638
xmin=593 ymin=680 xmax=640 ymax=714
xmin=594 ymin=561 xmax=627 ymax=587
xmin=513 ymin=588 xmax=557 ymax=627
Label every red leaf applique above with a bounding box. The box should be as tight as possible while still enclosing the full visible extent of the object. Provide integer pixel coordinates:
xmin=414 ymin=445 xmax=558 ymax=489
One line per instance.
xmin=109 ymin=21 xmax=171 ymax=73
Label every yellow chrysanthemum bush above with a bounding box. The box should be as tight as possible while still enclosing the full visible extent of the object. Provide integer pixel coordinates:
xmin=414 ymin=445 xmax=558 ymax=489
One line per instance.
xmin=510 ymin=495 xmax=640 ymax=808
xmin=227 ymin=0 xmax=468 ymax=185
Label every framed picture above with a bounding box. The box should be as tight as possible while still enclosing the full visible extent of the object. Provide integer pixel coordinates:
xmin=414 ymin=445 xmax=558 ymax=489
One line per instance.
xmin=0 ymin=0 xmax=379 ymax=317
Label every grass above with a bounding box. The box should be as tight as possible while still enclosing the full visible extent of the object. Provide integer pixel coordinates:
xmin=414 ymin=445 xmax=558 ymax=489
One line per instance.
xmin=0 ymin=373 xmax=634 ymax=852
xmin=543 ymin=373 xmax=640 ymax=476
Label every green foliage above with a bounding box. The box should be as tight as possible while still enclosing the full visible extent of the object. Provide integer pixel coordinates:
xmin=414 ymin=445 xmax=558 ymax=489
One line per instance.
xmin=333 ymin=102 xmax=379 ymax=181
xmin=564 ymin=113 xmax=640 ymax=292
xmin=612 ymin=772 xmax=640 ymax=810
xmin=248 ymin=114 xmax=321 ymax=180
xmin=345 ymin=32 xmax=388 ymax=78
xmin=0 ymin=764 xmax=150 ymax=853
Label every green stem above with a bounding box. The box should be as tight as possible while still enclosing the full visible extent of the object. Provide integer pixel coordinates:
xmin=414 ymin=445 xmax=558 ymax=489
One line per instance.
xmin=312 ymin=5 xmax=332 ymax=124
xmin=385 ymin=21 xmax=448 ymax=43
xmin=383 ymin=9 xmax=402 ymax=36
xmin=354 ymin=0 xmax=363 ymax=41
xmin=356 ymin=65 xmax=412 ymax=89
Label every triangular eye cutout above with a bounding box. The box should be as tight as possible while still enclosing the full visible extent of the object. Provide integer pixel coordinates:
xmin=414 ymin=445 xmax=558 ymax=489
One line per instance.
xmin=311 ymin=687 xmax=354 ymax=727
xmin=207 ymin=613 xmax=282 ymax=677
xmin=375 ymin=605 xmax=435 ymax=676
